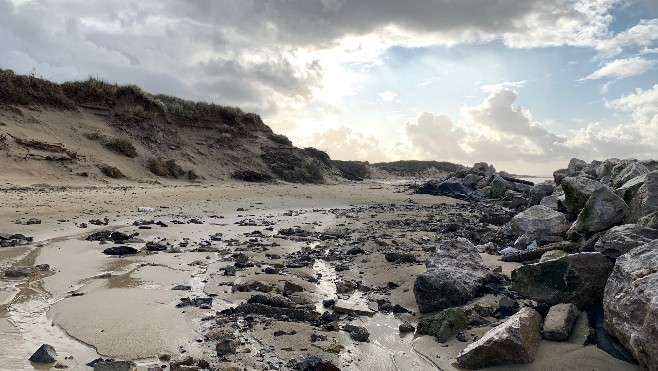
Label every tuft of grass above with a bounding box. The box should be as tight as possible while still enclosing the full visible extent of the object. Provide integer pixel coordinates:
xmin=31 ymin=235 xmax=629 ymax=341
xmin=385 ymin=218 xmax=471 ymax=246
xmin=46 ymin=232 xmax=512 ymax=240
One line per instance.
xmin=84 ymin=132 xmax=104 ymax=141
xmin=187 ymin=170 xmax=201 ymax=181
xmin=303 ymin=147 xmax=332 ymax=167
xmin=104 ymin=138 xmax=138 ymax=158
xmin=98 ymin=164 xmax=125 ymax=179
xmin=333 ymin=160 xmax=371 ymax=180
xmin=269 ymin=133 xmax=293 ymax=146
xmin=61 ymin=76 xmax=118 ymax=106
xmin=147 ymin=157 xmax=185 ymax=178
xmin=232 ymin=170 xmax=273 ymax=182
xmin=0 ymin=69 xmax=76 ymax=109
xmin=115 ymin=106 xmax=156 ymax=124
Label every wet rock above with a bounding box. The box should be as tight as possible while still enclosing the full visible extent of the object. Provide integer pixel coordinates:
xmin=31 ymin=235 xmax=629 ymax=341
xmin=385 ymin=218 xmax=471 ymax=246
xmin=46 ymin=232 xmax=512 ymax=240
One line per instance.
xmin=628 ymin=171 xmax=658 ymax=223
xmin=177 ymin=297 xmax=212 ymax=308
xmin=543 ymin=303 xmax=576 ymax=341
xmin=510 ymin=205 xmax=570 ymax=242
xmin=26 ymin=217 xmax=42 ymax=225
xmin=399 ymin=322 xmax=415 ymax=333
xmin=172 ymin=285 xmax=192 ymax=291
xmin=216 ymin=337 xmax=239 ymax=357
xmin=29 ymin=344 xmax=56 ymax=363
xmin=235 ymin=294 xmax=319 ymax=322
xmin=102 ymin=246 xmax=139 ymax=255
xmin=595 ymin=224 xmax=658 ymax=260
xmin=604 ymin=241 xmax=658 ymax=370
xmin=415 ymin=178 xmax=479 ymax=201
xmin=511 ymin=252 xmax=614 ymax=309
xmin=288 ymin=355 xmax=340 ymax=371
xmin=479 ymin=208 xmax=514 ymax=226
xmin=384 ymin=252 xmax=416 ymax=263
xmin=346 ymin=247 xmax=365 ymax=255
xmin=416 ymin=308 xmax=468 ymax=342
xmin=568 ymin=185 xmax=628 ymax=235
xmin=333 ymin=300 xmax=375 ymax=316
xmin=322 ymin=299 xmax=336 ymax=308
xmin=456 ymin=307 xmax=542 ymax=369
xmin=343 ymin=324 xmax=369 ymax=342
xmin=568 ymin=312 xmax=596 ymax=346
xmin=87 ymin=231 xmax=136 ymax=243
xmin=414 ymin=238 xmax=498 ymax=313
xmin=93 ymin=360 xmax=137 ymax=371
xmin=223 ymin=265 xmax=236 ymax=276
xmin=283 ymin=281 xmax=304 ymax=293
xmin=145 ymin=242 xmax=167 ymax=251
xmin=561 ymin=176 xmax=597 ymax=214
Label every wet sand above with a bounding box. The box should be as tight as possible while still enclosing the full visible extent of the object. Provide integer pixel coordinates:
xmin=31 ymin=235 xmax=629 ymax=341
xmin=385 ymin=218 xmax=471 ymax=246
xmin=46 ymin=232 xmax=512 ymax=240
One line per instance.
xmin=0 ymin=181 xmax=641 ymax=370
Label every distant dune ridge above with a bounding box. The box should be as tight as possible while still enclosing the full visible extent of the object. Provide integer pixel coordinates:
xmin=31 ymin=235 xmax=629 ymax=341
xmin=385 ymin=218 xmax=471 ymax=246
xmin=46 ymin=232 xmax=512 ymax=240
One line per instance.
xmin=0 ymin=69 xmax=461 ymax=185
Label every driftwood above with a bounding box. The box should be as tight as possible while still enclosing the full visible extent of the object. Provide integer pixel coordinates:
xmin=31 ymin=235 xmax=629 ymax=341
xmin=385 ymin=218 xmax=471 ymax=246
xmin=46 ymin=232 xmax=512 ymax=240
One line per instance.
xmin=7 ymin=133 xmax=82 ymax=161
xmin=500 ymin=175 xmax=534 ymax=186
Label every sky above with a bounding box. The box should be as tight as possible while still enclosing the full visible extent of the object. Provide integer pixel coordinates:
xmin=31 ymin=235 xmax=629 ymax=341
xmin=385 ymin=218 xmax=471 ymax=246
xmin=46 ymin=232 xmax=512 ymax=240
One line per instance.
xmin=1 ymin=0 xmax=658 ymax=175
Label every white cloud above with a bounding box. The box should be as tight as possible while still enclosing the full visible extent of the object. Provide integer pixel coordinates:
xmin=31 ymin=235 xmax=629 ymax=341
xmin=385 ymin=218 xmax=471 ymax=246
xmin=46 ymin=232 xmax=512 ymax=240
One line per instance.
xmin=582 ymin=57 xmax=656 ymax=80
xmin=378 ymin=91 xmax=397 ymax=102
xmin=480 ymin=80 xmax=527 ymax=93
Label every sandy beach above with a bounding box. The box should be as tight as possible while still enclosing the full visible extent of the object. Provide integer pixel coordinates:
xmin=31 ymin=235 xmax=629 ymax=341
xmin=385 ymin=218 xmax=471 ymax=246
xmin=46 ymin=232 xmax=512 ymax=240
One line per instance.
xmin=0 ymin=180 xmax=641 ymax=370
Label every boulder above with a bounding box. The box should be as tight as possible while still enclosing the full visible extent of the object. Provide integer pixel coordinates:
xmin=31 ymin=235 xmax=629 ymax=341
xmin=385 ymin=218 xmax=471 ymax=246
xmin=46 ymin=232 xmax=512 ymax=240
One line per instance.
xmin=539 ymin=250 xmax=569 ymax=263
xmin=595 ymin=224 xmax=658 ymax=259
xmin=29 ymin=344 xmax=56 ymax=363
xmin=416 ymin=307 xmax=468 ymax=342
xmin=414 ymin=178 xmax=477 ymax=200
xmin=553 ymin=169 xmax=570 ymax=185
xmin=102 ymin=246 xmax=139 ymax=255
xmin=529 ymin=183 xmax=555 ymax=206
xmin=463 ymin=173 xmax=483 ymax=188
xmin=490 ymin=176 xmax=509 ymax=198
xmin=604 ymin=241 xmax=658 ymax=371
xmin=539 ymin=194 xmax=559 ymax=210
xmin=343 ymin=324 xmax=369 ymax=342
xmin=333 ymin=300 xmax=375 ymax=316
xmin=413 ymin=238 xmax=498 ymax=313
xmin=638 ymin=211 xmax=658 ymax=229
xmin=568 ymin=185 xmax=628 ymax=235
xmin=613 ymin=161 xmax=649 ymax=189
xmin=568 ymin=312 xmax=596 ymax=346
xmin=628 ymin=171 xmax=658 ymax=223
xmin=615 ymin=172 xmax=648 ymax=204
xmin=543 ymin=303 xmax=576 ymax=341
xmin=568 ymin=158 xmax=589 ymax=174
xmin=511 ymin=252 xmax=614 ymax=309
xmin=456 ymin=307 xmax=542 ymax=369
xmin=510 ymin=205 xmax=570 ymax=241
xmin=560 ymin=176 xmax=597 ymax=214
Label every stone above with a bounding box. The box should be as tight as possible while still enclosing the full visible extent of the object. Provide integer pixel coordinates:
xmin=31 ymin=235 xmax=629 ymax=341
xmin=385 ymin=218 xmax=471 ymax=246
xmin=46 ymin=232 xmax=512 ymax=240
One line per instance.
xmin=543 ymin=303 xmax=577 ymax=341
xmin=463 ymin=174 xmax=483 ymax=188
xmin=29 ymin=344 xmax=56 ymax=363
xmin=343 ymin=324 xmax=369 ymax=342
xmin=399 ymin=322 xmax=415 ymax=333
xmin=568 ymin=158 xmax=589 ymax=174
xmin=490 ymin=176 xmax=509 ymax=198
xmin=539 ymin=250 xmax=569 ymax=262
xmin=638 ymin=211 xmax=658 ymax=229
xmin=456 ymin=307 xmax=542 ymax=369
xmin=560 ymin=176 xmax=597 ymax=214
xmin=416 ymin=307 xmax=468 ymax=342
xmin=216 ymin=338 xmax=239 ymax=356
xmin=529 ymin=183 xmax=555 ymax=206
xmin=628 ymin=171 xmax=658 ymax=223
xmin=333 ymin=300 xmax=375 ymax=316
xmin=413 ymin=238 xmax=498 ymax=313
xmin=510 ymin=205 xmax=570 ymax=241
xmin=613 ymin=161 xmax=649 ymax=189
xmin=539 ymin=194 xmax=559 ymax=210
xmin=595 ymin=224 xmax=658 ymax=260
xmin=26 ymin=217 xmax=42 ymax=225
xmin=568 ymin=184 xmax=628 ymax=235
xmin=283 ymin=281 xmax=304 ymax=293
xmin=568 ymin=312 xmax=596 ymax=346
xmin=93 ymin=360 xmax=137 ymax=371
xmin=102 ymin=246 xmax=139 ymax=255
xmin=553 ymin=169 xmax=570 ymax=185
xmin=384 ymin=252 xmax=416 ymax=263
xmin=615 ymin=172 xmax=648 ymax=204
xmin=511 ymin=252 xmax=614 ymax=309
xmin=604 ymin=241 xmax=658 ymax=371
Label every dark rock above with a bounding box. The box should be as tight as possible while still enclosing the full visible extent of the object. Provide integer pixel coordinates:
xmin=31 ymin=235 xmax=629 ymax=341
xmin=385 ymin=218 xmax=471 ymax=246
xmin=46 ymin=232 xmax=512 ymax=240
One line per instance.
xmin=414 ymin=238 xmax=498 ymax=313
xmin=172 ymin=285 xmax=192 ymax=291
xmin=561 ymin=176 xmax=597 ymax=214
xmin=568 ymin=185 xmax=628 ymax=235
xmin=145 ymin=242 xmax=167 ymax=251
xmin=102 ymin=246 xmax=138 ymax=255
xmin=399 ymin=322 xmax=415 ymax=333
xmin=343 ymin=324 xmax=369 ymax=342
xmin=628 ymin=171 xmax=658 ymax=223
xmin=595 ymin=224 xmax=658 ymax=260
xmin=511 ymin=252 xmax=614 ymax=309
xmin=416 ymin=308 xmax=468 ymax=342
xmin=29 ymin=344 xmax=56 ymax=363
xmin=384 ymin=252 xmax=416 ymax=263
xmin=529 ymin=183 xmax=555 ymax=206
xmin=93 ymin=360 xmax=137 ymax=371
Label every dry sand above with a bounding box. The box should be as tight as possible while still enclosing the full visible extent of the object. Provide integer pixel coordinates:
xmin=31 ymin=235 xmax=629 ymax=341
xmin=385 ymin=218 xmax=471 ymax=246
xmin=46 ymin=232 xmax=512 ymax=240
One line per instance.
xmin=0 ymin=180 xmax=641 ymax=370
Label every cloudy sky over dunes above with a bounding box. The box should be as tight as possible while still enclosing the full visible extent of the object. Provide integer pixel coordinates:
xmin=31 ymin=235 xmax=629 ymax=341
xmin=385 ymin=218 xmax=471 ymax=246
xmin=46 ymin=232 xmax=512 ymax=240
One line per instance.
xmin=1 ymin=0 xmax=657 ymax=174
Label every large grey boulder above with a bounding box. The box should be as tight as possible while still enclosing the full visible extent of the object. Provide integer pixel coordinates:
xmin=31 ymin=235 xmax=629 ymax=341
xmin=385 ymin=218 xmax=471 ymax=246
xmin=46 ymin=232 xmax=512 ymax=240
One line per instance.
xmin=615 ymin=172 xmax=649 ymax=204
xmin=604 ymin=241 xmax=658 ymax=371
xmin=413 ymin=238 xmax=498 ymax=313
xmin=529 ymin=183 xmax=555 ymax=206
xmin=613 ymin=161 xmax=649 ymax=189
xmin=543 ymin=303 xmax=577 ymax=341
xmin=560 ymin=176 xmax=597 ymax=214
xmin=628 ymin=172 xmax=658 ymax=223
xmin=568 ymin=158 xmax=589 ymax=174
xmin=568 ymin=185 xmax=628 ymax=235
xmin=638 ymin=211 xmax=658 ymax=229
xmin=93 ymin=360 xmax=137 ymax=371
xmin=416 ymin=307 xmax=468 ymax=342
xmin=490 ymin=176 xmax=509 ymax=198
xmin=463 ymin=173 xmax=483 ymax=188
xmin=511 ymin=252 xmax=614 ymax=309
xmin=456 ymin=307 xmax=542 ymax=369
xmin=510 ymin=205 xmax=570 ymax=242
xmin=595 ymin=224 xmax=658 ymax=259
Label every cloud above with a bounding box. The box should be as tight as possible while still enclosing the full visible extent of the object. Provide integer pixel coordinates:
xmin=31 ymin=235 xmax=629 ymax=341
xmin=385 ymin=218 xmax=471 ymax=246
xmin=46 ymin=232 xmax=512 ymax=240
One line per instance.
xmin=309 ymin=126 xmax=389 ymax=162
xmin=378 ymin=91 xmax=397 ymax=102
xmin=582 ymin=57 xmax=656 ymax=80
xmin=480 ymin=80 xmax=527 ymax=93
